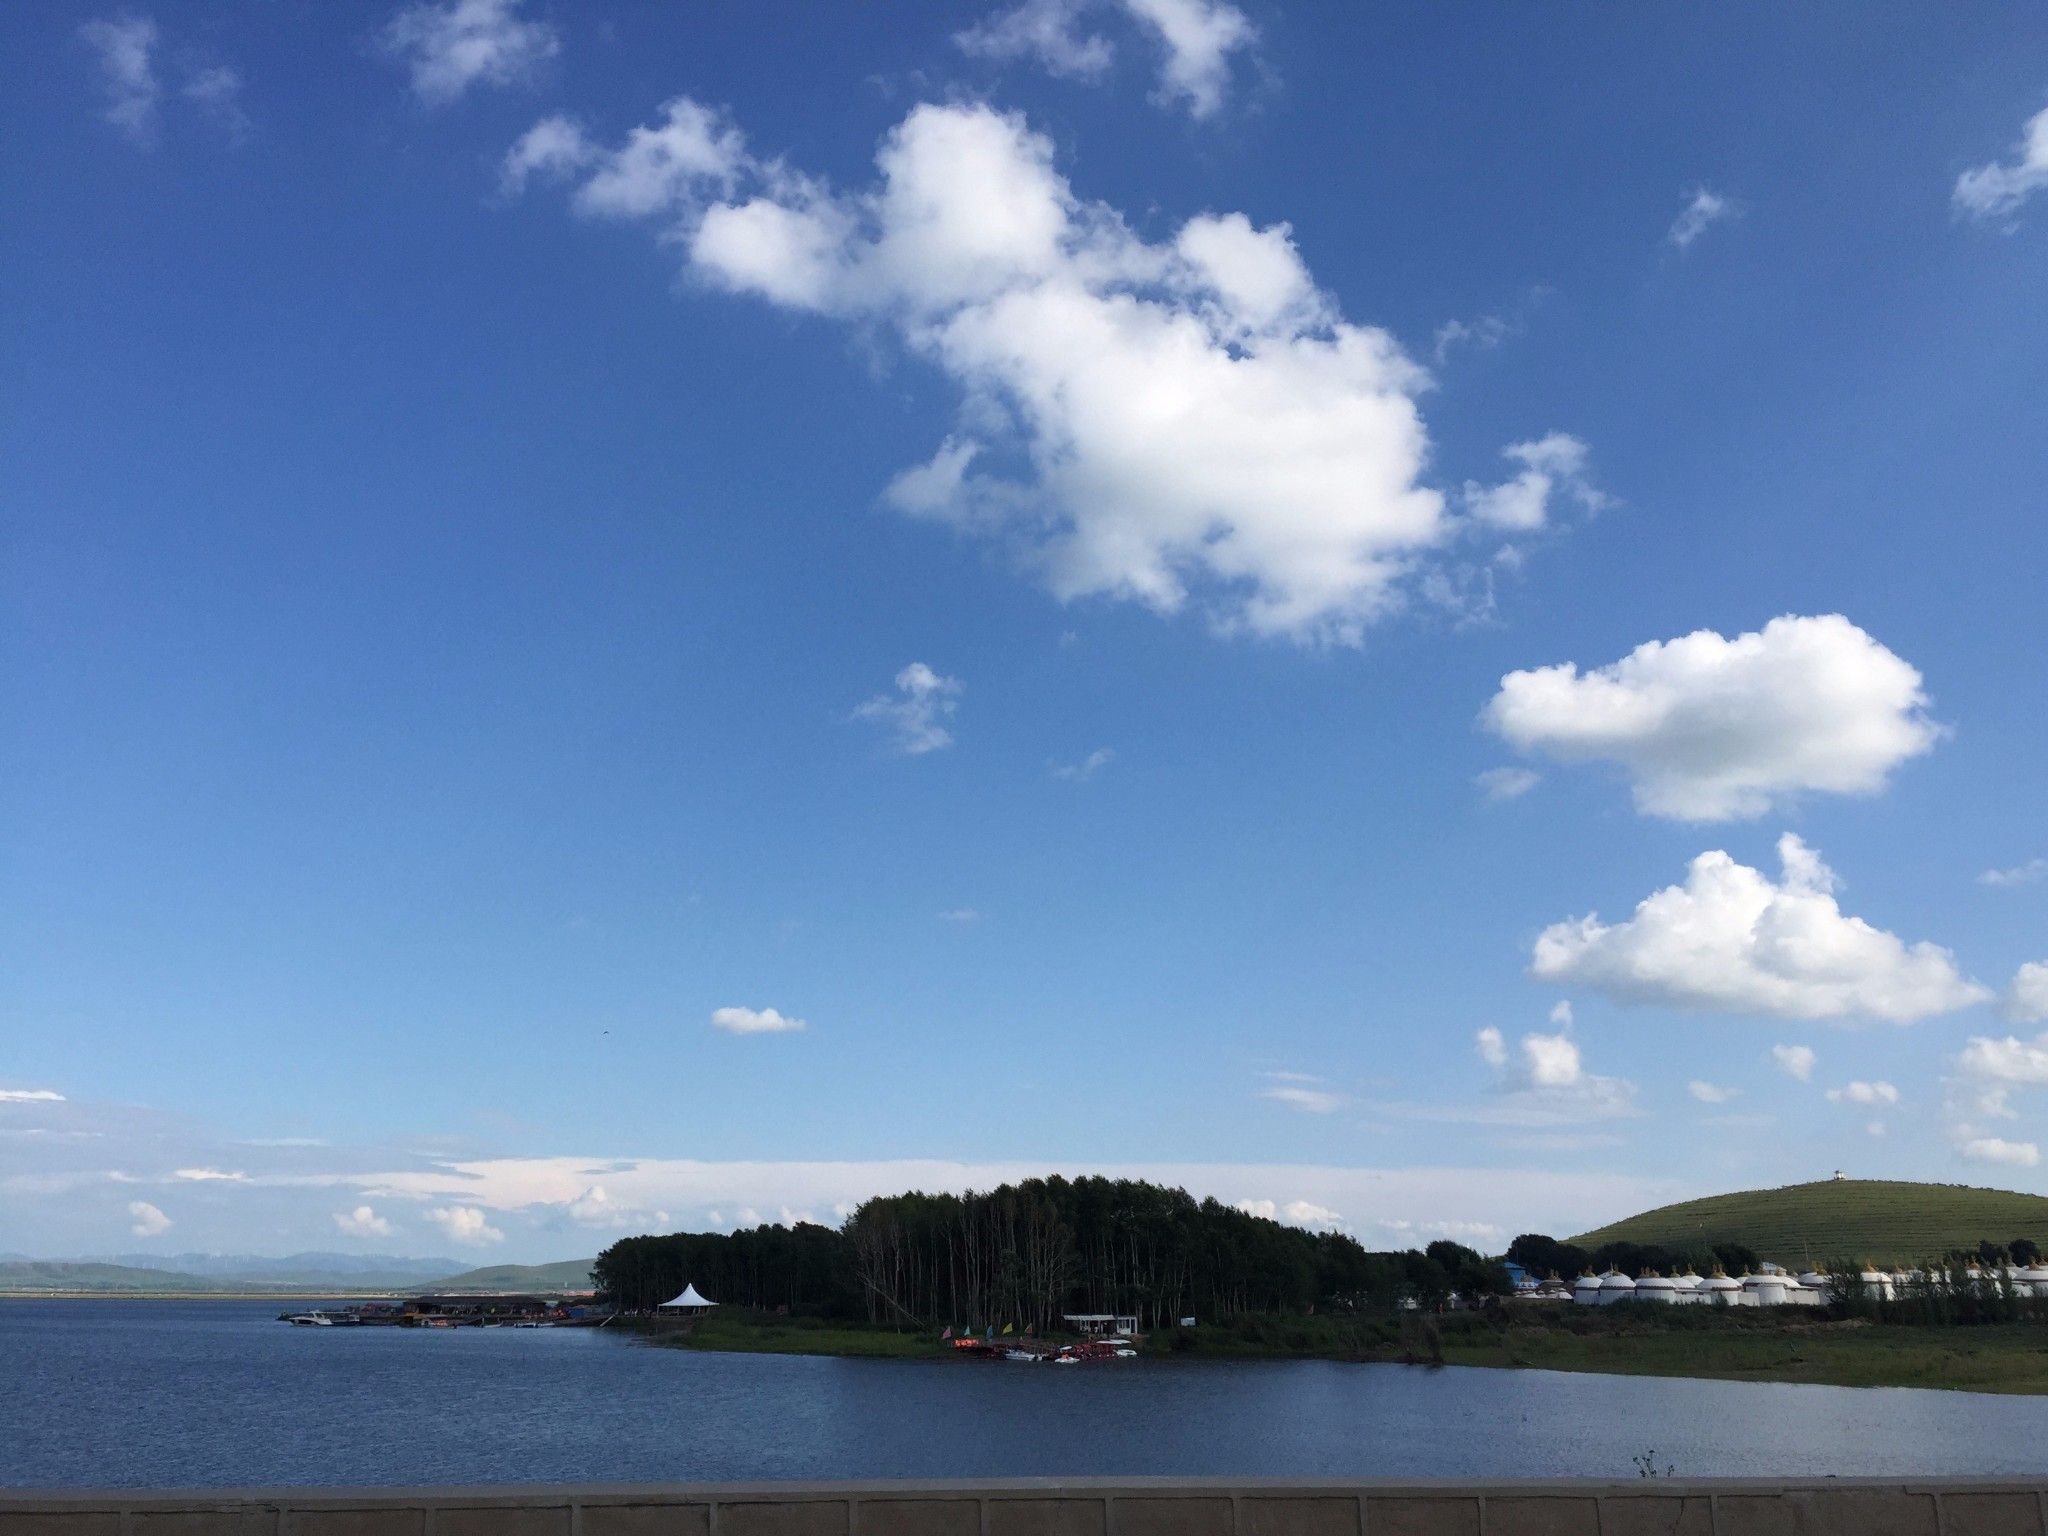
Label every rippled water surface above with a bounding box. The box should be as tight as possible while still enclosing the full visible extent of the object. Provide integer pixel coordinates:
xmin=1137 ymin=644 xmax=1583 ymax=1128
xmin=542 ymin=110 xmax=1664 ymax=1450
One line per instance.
xmin=6 ymin=1300 xmax=2048 ymax=1487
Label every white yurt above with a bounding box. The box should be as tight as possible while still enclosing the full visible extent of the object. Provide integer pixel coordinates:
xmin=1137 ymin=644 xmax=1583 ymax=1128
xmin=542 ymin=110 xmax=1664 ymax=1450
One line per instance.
xmin=2015 ymin=1264 xmax=2048 ymax=1298
xmin=1857 ymin=1266 xmax=1895 ymax=1301
xmin=1742 ymin=1270 xmax=1789 ymax=1307
xmin=1572 ymin=1271 xmax=1605 ymax=1307
xmin=1634 ymin=1270 xmax=1679 ymax=1305
xmin=1797 ymin=1270 xmax=1832 ymax=1301
xmin=1699 ymin=1269 xmax=1743 ymax=1306
xmin=1672 ymin=1269 xmax=1704 ymax=1304
xmin=1598 ymin=1269 xmax=1637 ymax=1305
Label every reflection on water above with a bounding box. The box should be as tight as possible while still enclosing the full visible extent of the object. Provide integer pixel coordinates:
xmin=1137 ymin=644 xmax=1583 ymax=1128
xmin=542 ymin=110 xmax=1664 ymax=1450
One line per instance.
xmin=4 ymin=1300 xmax=2046 ymax=1487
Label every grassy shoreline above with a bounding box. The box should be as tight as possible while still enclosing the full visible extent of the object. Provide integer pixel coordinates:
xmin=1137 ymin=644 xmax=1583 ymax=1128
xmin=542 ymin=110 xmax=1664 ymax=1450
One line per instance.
xmin=637 ymin=1308 xmax=2048 ymax=1394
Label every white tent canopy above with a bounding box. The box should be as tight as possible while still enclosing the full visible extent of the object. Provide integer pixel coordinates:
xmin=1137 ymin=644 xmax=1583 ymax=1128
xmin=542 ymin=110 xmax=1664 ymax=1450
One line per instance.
xmin=657 ymin=1284 xmax=716 ymax=1310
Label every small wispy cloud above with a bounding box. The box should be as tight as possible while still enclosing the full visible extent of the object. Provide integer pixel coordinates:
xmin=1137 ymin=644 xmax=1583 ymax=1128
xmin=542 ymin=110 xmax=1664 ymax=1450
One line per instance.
xmin=1052 ymin=747 xmax=1114 ymax=782
xmin=382 ymin=0 xmax=560 ymax=105
xmin=938 ymin=907 xmax=984 ymax=923
xmin=79 ymin=13 xmax=246 ymax=147
xmin=1980 ymin=858 xmax=2047 ymax=888
xmin=854 ymin=663 xmax=962 ymax=755
xmin=1433 ymin=314 xmax=1512 ymax=365
xmin=1474 ymin=766 xmax=1539 ymax=803
xmin=1668 ymin=186 xmax=1738 ymax=248
xmin=1257 ymin=1074 xmax=1345 ymax=1114
xmin=1687 ymin=1081 xmax=1738 ymax=1105
xmin=1953 ymin=105 xmax=2048 ymax=223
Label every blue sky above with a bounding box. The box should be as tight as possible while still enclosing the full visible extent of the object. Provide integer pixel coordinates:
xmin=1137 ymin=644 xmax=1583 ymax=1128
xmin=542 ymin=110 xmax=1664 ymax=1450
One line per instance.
xmin=4 ymin=0 xmax=2046 ymax=1262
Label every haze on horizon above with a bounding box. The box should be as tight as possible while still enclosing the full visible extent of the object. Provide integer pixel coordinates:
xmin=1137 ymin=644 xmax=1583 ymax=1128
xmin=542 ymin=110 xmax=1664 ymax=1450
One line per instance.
xmin=4 ymin=0 xmax=2047 ymax=1263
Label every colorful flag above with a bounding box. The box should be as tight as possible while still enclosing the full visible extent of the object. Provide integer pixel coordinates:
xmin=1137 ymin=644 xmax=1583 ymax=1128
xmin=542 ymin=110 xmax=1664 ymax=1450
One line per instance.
xmin=941 ymin=1326 xmax=953 ymax=1340
xmin=1001 ymin=1322 xmax=1014 ymax=1335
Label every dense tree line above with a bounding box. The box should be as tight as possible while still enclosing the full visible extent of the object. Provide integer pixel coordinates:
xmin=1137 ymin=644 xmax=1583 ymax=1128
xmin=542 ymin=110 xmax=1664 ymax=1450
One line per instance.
xmin=593 ymin=1176 xmax=1511 ymax=1325
xmin=1507 ymin=1232 xmax=2045 ymax=1282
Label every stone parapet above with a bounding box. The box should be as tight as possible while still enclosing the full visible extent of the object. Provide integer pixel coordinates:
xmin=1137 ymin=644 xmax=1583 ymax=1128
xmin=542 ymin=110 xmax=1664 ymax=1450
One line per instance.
xmin=2 ymin=1480 xmax=2044 ymax=1536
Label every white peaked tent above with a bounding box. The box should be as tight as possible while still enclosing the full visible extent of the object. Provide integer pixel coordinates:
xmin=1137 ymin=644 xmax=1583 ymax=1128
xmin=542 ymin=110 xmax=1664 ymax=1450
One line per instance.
xmin=657 ymin=1284 xmax=716 ymax=1312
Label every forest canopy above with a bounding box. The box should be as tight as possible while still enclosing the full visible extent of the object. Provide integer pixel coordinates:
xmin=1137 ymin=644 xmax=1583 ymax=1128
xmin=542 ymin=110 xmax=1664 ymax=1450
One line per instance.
xmin=592 ymin=1175 xmax=1512 ymax=1325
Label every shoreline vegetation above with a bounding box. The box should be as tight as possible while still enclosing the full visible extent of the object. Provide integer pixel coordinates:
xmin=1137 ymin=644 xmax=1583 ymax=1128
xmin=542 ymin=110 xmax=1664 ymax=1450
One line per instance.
xmin=633 ymin=1306 xmax=2048 ymax=1394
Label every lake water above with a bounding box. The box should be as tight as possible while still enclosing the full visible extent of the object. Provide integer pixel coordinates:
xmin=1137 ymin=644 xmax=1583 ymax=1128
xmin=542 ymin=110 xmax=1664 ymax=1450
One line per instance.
xmin=5 ymin=1300 xmax=2048 ymax=1488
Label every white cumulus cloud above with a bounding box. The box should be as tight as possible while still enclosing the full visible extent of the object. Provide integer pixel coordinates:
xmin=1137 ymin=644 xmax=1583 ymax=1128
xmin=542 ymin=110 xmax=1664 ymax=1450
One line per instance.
xmin=1483 ymin=615 xmax=1942 ymax=821
xmin=1772 ymin=1043 xmax=1816 ymax=1081
xmin=2008 ymin=962 xmax=2048 ymax=1024
xmin=1954 ymin=105 xmax=2048 ymax=222
xmin=1120 ymin=0 xmax=1257 ymax=119
xmin=1474 ymin=1024 xmax=1638 ymax=1120
xmin=127 ymin=1200 xmax=171 ymax=1237
xmin=853 ymin=662 xmax=963 ymax=755
xmin=1463 ymin=433 xmax=1604 ymax=533
xmin=1961 ymin=1137 xmax=2041 ymax=1169
xmin=383 ymin=0 xmax=559 ymax=105
xmin=1533 ymin=835 xmax=1990 ymax=1024
xmin=710 ymin=1005 xmax=807 ymax=1036
xmin=1826 ymin=1080 xmax=1900 ymax=1107
xmin=510 ymin=99 xmax=1563 ymax=645
xmin=427 ymin=1204 xmax=505 ymax=1245
xmin=334 ymin=1205 xmax=394 ymax=1238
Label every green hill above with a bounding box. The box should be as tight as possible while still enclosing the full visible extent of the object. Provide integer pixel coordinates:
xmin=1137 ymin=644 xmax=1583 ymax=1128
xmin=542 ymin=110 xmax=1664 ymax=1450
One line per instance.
xmin=1571 ymin=1179 xmax=2048 ymax=1267
xmin=0 ymin=1261 xmax=247 ymax=1293
xmin=423 ymin=1258 xmax=595 ymax=1293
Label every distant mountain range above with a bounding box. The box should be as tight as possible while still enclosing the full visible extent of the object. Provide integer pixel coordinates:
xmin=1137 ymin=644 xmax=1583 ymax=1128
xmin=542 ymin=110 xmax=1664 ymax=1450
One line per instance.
xmin=84 ymin=1251 xmax=461 ymax=1283
xmin=0 ymin=1253 xmax=597 ymax=1295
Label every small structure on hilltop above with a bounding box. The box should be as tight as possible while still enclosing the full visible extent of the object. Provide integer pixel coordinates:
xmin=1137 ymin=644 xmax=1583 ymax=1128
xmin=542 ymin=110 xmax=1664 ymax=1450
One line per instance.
xmin=656 ymin=1284 xmax=717 ymax=1316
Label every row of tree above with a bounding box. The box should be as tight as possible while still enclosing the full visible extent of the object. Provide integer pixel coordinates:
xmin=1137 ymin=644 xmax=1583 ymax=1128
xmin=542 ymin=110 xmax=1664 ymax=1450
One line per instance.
xmin=1506 ymin=1232 xmax=2045 ymax=1281
xmin=592 ymin=1176 xmax=1513 ymax=1325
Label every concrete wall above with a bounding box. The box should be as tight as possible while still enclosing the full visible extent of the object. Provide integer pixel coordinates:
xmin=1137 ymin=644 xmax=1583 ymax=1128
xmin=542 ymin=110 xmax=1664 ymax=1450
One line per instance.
xmin=5 ymin=1480 xmax=2048 ymax=1536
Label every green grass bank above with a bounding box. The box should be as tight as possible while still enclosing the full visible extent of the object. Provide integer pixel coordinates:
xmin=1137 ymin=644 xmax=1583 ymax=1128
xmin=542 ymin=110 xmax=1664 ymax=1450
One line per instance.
xmin=635 ymin=1306 xmax=2048 ymax=1393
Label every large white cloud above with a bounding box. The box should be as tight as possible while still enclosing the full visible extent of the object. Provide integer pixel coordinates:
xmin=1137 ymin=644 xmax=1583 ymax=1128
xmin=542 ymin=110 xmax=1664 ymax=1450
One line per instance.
xmin=1533 ymin=835 xmax=1991 ymax=1024
xmin=508 ymin=99 xmax=1565 ymax=644
xmin=1483 ymin=615 xmax=1942 ymax=821
xmin=1954 ymin=105 xmax=2048 ymax=222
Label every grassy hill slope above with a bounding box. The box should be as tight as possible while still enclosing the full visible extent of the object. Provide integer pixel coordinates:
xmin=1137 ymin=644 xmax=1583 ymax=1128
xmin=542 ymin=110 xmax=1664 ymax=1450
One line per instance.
xmin=423 ymin=1258 xmax=595 ymax=1293
xmin=1572 ymin=1179 xmax=2048 ymax=1266
xmin=0 ymin=1261 xmax=246 ymax=1293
